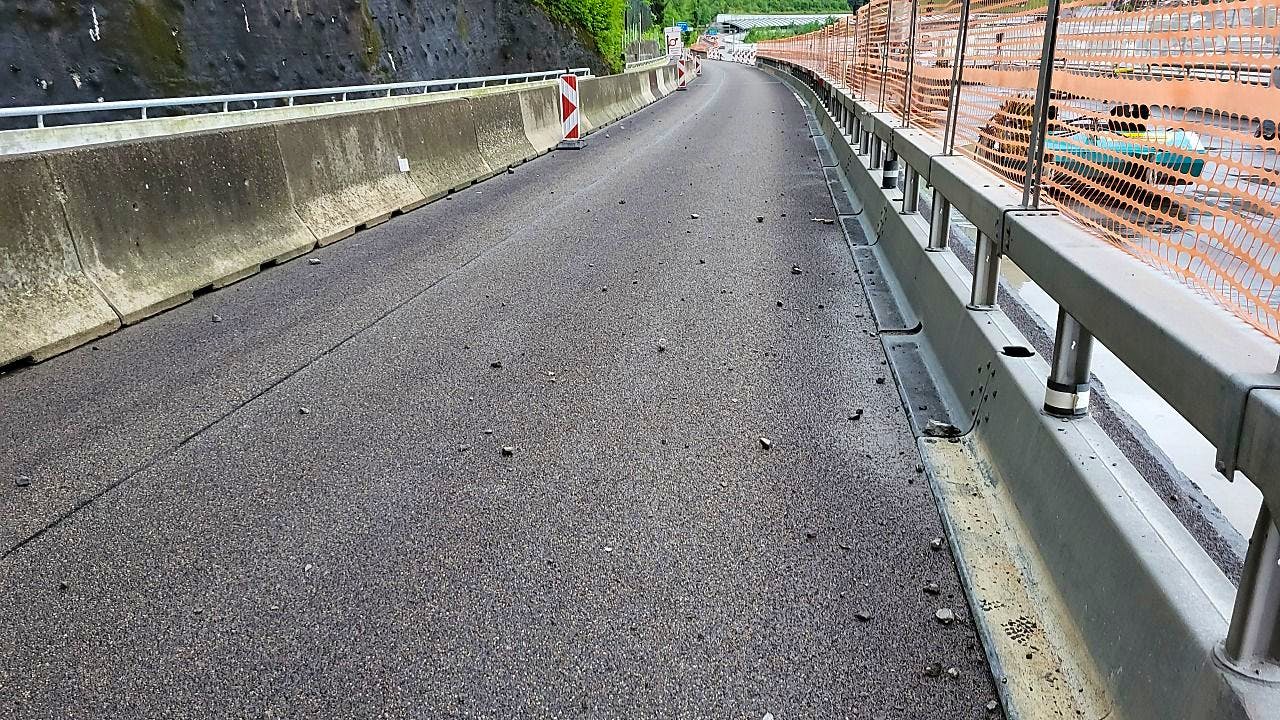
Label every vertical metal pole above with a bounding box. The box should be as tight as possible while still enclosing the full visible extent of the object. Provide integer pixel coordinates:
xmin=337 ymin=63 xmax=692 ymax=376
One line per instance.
xmin=1043 ymin=308 xmax=1095 ymax=416
xmin=871 ymin=135 xmax=884 ymax=169
xmin=902 ymin=167 xmax=920 ymax=213
xmin=1223 ymin=503 xmax=1280 ymax=679
xmin=942 ymin=0 xmax=974 ymax=154
xmin=903 ymin=0 xmax=920 ymax=128
xmin=882 ymin=148 xmax=899 ymax=190
xmin=1022 ymin=0 xmax=1063 ymax=208
xmin=968 ymin=231 xmax=1000 ymax=309
xmin=928 ymin=191 xmax=950 ymax=250
xmin=879 ymin=0 xmax=893 ymax=110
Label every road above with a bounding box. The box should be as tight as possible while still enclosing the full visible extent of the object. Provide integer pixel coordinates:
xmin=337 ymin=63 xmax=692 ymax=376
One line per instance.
xmin=0 ymin=61 xmax=999 ymax=718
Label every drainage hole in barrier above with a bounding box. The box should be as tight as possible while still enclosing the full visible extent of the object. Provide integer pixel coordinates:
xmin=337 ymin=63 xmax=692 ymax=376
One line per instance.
xmin=1001 ymin=345 xmax=1035 ymax=358
xmin=0 ymin=355 xmax=36 ymax=377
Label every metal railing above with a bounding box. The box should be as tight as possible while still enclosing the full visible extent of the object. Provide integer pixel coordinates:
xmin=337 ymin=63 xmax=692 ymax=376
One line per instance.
xmin=624 ymin=55 xmax=670 ymax=70
xmin=756 ymin=0 xmax=1280 ymax=686
xmin=0 ymin=68 xmax=593 ymax=129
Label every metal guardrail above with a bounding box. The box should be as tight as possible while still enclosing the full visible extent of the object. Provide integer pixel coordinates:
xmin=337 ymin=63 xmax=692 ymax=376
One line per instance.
xmin=0 ymin=68 xmax=593 ymax=129
xmin=760 ymin=44 xmax=1280 ymax=687
xmin=624 ymin=55 xmax=670 ymax=70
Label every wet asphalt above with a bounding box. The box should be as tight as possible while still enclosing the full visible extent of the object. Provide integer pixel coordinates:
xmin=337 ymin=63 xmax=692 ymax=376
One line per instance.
xmin=0 ymin=61 xmax=1000 ymax=718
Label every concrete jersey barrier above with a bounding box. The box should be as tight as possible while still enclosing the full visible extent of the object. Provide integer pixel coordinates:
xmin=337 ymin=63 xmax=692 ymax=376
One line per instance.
xmin=50 ymin=125 xmax=316 ymax=324
xmin=274 ymin=110 xmax=426 ymax=246
xmin=0 ymin=154 xmax=120 ymax=366
xmin=1 ymin=67 xmax=679 ymax=365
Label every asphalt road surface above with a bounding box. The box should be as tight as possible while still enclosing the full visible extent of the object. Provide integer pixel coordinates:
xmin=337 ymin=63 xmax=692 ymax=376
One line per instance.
xmin=0 ymin=61 xmax=1000 ymax=719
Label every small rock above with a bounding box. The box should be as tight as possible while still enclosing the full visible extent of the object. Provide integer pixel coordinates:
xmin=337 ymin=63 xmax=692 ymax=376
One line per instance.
xmin=690 ymin=213 xmax=700 ymax=219
xmin=804 ymin=530 xmax=817 ymax=540
xmin=924 ymin=663 xmax=943 ymax=677
xmin=946 ymin=666 xmax=960 ymax=678
xmin=986 ymin=700 xmax=999 ymax=712
xmin=935 ymin=607 xmax=956 ymax=624
xmin=507 ymin=167 xmax=516 ymax=174
xmin=501 ymin=446 xmax=515 ymax=456
xmin=484 ymin=428 xmax=495 ymax=435
xmin=776 ymin=301 xmax=783 ymax=307
xmin=853 ymin=610 xmax=872 ymax=622
xmin=924 ymin=420 xmax=962 ymax=438
xmin=601 ymin=286 xmax=608 ymax=292
xmin=839 ymin=543 xmax=852 ymax=551
xmin=759 ymin=436 xmax=772 ymax=450
xmin=619 ymin=199 xmax=626 ymax=205
xmin=459 ymin=444 xmax=471 ymax=453
xmin=923 ymin=582 xmax=941 ymax=595
xmin=915 ymin=463 xmax=925 ymax=473
xmin=657 ymin=338 xmax=668 ymax=352
xmin=756 ymin=216 xmax=764 ymax=223
xmin=298 ymin=407 xmax=310 ymax=415
xmin=308 ymin=258 xmax=322 ymax=265
xmin=849 ymin=408 xmax=864 ymax=420
xmin=15 ymin=475 xmax=31 ymax=488
xmin=211 ymin=314 xmax=223 ymax=323
xmin=875 ymin=376 xmax=886 ymax=384
xmin=58 ymin=581 xmax=69 ymax=593
xmin=930 ymin=536 xmax=944 ymax=550
xmin=490 ymin=360 xmax=503 ymax=369
xmin=791 ymin=265 xmax=803 ymax=275
xmin=698 ymin=259 xmax=706 ymax=264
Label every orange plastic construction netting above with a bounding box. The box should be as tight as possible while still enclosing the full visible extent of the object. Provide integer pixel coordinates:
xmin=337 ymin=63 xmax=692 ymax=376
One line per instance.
xmin=758 ymin=0 xmax=1280 ymax=341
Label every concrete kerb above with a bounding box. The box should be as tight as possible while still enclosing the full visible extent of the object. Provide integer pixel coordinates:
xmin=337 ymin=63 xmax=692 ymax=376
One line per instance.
xmin=49 ymin=124 xmax=316 ymax=324
xmin=274 ymin=110 xmax=426 ymax=246
xmin=0 ymin=154 xmax=120 ymax=366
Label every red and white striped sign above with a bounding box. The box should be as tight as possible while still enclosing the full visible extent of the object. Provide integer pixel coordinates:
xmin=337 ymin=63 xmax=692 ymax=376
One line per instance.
xmin=560 ymin=74 xmax=580 ymax=141
xmin=677 ymin=57 xmax=688 ymax=90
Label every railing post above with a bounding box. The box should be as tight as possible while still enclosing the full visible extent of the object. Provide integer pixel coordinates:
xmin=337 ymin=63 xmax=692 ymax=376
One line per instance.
xmin=902 ymin=0 xmax=920 ymax=129
xmin=870 ymin=134 xmax=883 ymax=170
xmin=902 ymin=166 xmax=920 ymax=213
xmin=968 ymin=231 xmax=1000 ymax=309
xmin=882 ymin=147 xmax=898 ymax=190
xmin=878 ymin=0 xmax=893 ymax=110
xmin=942 ymin=0 xmax=974 ymax=154
xmin=1022 ymin=0 xmax=1063 ymax=208
xmin=1043 ymin=308 xmax=1094 ymax=416
xmin=928 ymin=192 xmax=950 ymax=250
xmin=1223 ymin=502 xmax=1280 ymax=681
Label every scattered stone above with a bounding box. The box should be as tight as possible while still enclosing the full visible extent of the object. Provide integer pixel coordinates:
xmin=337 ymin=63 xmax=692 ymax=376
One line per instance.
xmin=601 ymin=286 xmax=608 ymax=292
xmin=839 ymin=543 xmax=852 ymax=551
xmin=924 ymin=663 xmax=943 ymax=677
xmin=791 ymin=265 xmax=803 ymax=275
xmin=935 ymin=607 xmax=956 ymax=625
xmin=459 ymin=444 xmax=471 ymax=453
xmin=849 ymin=408 xmax=864 ymax=420
xmin=501 ymin=446 xmax=515 ymax=457
xmin=759 ymin=436 xmax=772 ymax=450
xmin=507 ymin=167 xmax=516 ymax=174
xmin=490 ymin=360 xmax=503 ymax=369
xmin=853 ymin=610 xmax=872 ymax=622
xmin=211 ymin=314 xmax=223 ymax=323
xmin=811 ymin=217 xmax=836 ymax=225
xmin=657 ymin=338 xmax=668 ymax=352
xmin=776 ymin=301 xmax=784 ymax=307
xmin=298 ymin=407 xmax=310 ymax=415
xmin=915 ymin=463 xmax=925 ymax=473
xmin=756 ymin=216 xmax=764 ymax=223
xmin=924 ymin=582 xmax=941 ymax=595
xmin=924 ymin=420 xmax=962 ymax=438
xmin=484 ymin=428 xmax=494 ymax=435
xmin=698 ymin=259 xmax=706 ymax=264
xmin=946 ymin=666 xmax=960 ymax=679
xmin=930 ymin=536 xmax=944 ymax=550
xmin=690 ymin=213 xmax=700 ymax=219
xmin=619 ymin=199 xmax=626 ymax=205
xmin=804 ymin=530 xmax=817 ymax=540
xmin=986 ymin=700 xmax=1000 ymax=712
xmin=58 ymin=581 xmax=69 ymax=593
xmin=308 ymin=258 xmax=322 ymax=265
xmin=15 ymin=475 xmax=31 ymax=488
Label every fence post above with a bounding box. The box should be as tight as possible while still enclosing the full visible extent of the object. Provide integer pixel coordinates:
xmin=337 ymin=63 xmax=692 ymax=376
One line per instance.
xmin=927 ymin=193 xmax=950 ymax=250
xmin=1044 ymin=308 xmax=1094 ymax=416
xmin=1223 ymin=503 xmax=1280 ymax=680
xmin=1022 ymin=0 xmax=1063 ymax=208
xmin=968 ymin=231 xmax=1000 ymax=309
xmin=903 ymin=0 xmax=920 ymax=129
xmin=878 ymin=0 xmax=893 ymax=110
xmin=942 ymin=0 xmax=974 ymax=154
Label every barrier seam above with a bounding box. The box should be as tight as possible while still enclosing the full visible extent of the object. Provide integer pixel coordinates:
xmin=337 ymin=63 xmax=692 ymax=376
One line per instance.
xmin=45 ymin=154 xmax=125 ymax=325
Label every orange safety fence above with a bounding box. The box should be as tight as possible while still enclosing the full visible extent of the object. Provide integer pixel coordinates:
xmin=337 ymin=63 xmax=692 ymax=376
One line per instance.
xmin=757 ymin=0 xmax=1280 ymax=341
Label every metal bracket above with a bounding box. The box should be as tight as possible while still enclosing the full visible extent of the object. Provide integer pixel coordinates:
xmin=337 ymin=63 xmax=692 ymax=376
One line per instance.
xmin=1000 ymin=209 xmax=1059 ymax=255
xmin=1215 ymin=373 xmax=1280 ymax=480
xmin=875 ymin=204 xmax=889 ymax=236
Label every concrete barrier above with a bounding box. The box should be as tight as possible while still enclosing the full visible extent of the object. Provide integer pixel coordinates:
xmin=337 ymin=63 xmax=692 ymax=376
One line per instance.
xmin=470 ymin=92 xmax=539 ymax=173
xmin=0 ymin=155 xmax=120 ymax=366
xmin=4 ymin=69 xmax=680 ymax=362
xmin=275 ymin=111 xmax=426 ymax=246
xmin=50 ymin=125 xmax=316 ymax=324
xmin=394 ymin=99 xmax=490 ymax=201
xmin=519 ymin=85 xmax=564 ymax=155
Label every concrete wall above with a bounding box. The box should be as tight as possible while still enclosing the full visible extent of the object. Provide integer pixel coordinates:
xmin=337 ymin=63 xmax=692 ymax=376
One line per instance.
xmin=0 ymin=64 xmax=678 ymax=367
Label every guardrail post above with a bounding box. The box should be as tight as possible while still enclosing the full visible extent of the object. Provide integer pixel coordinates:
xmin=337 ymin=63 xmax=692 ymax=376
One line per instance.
xmin=1022 ymin=0 xmax=1063 ymax=207
xmin=902 ymin=0 xmax=920 ymax=129
xmin=968 ymin=231 xmax=1000 ymax=309
xmin=927 ymin=192 xmax=950 ymax=250
xmin=1223 ymin=503 xmax=1280 ymax=680
xmin=1043 ymin=308 xmax=1094 ymax=416
xmin=878 ymin=0 xmax=893 ymax=110
xmin=902 ymin=166 xmax=920 ymax=213
xmin=882 ymin=148 xmax=899 ymax=190
xmin=870 ymin=135 xmax=883 ymax=170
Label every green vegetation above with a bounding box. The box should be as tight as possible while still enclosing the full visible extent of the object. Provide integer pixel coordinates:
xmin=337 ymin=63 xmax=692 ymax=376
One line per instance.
xmin=743 ymin=18 xmax=834 ymax=42
xmin=532 ymin=0 xmax=627 ymax=72
xmin=657 ymin=0 xmax=851 ymax=28
xmin=129 ymin=0 xmax=189 ymax=93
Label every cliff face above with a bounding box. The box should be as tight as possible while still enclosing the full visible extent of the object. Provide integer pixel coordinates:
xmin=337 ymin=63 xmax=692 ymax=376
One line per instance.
xmin=0 ymin=0 xmax=608 ymax=112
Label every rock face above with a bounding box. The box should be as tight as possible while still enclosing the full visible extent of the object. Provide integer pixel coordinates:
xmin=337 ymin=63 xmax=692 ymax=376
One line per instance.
xmin=0 ymin=0 xmax=608 ymax=125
